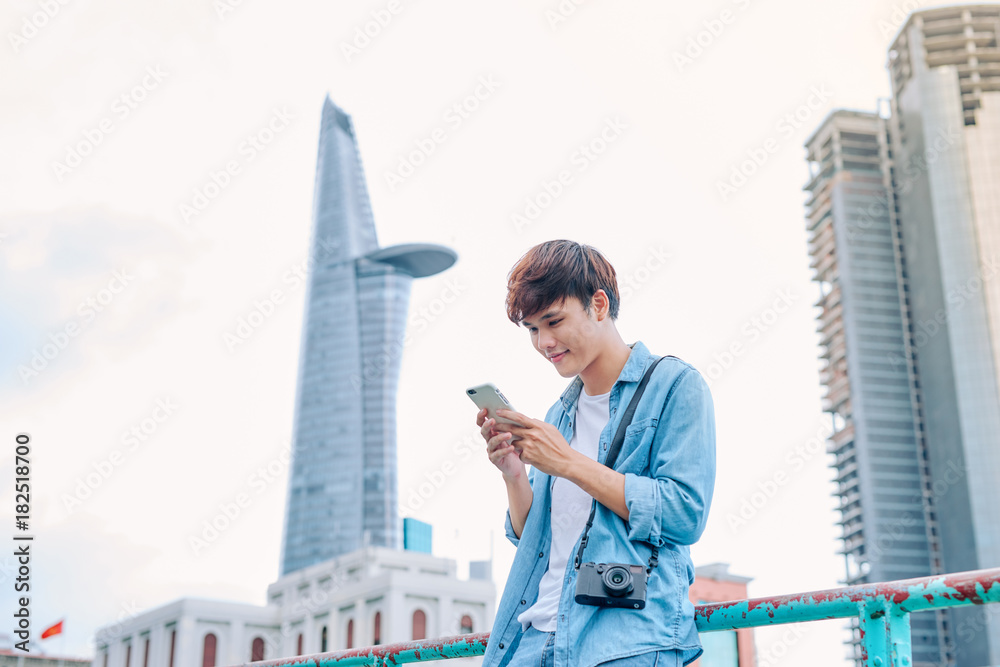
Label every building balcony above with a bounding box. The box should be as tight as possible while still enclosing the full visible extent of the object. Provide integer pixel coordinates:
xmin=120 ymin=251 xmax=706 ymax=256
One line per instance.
xmin=833 ymin=460 xmax=859 ymax=484
xmin=926 ymin=49 xmax=974 ymax=68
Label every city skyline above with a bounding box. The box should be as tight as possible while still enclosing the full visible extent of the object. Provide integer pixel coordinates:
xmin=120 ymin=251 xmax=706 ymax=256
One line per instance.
xmin=2 ymin=2 xmax=981 ymax=664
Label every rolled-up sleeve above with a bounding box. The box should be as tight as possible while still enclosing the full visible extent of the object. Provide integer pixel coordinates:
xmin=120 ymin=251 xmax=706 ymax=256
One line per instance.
xmin=504 ymin=507 xmax=520 ymax=547
xmin=623 ymin=368 xmax=716 ymax=547
xmin=503 ymin=466 xmax=536 ymax=547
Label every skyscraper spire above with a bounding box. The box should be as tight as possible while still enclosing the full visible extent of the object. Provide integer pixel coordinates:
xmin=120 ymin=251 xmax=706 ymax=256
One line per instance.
xmin=309 ymin=96 xmax=380 ymax=265
xmin=280 ymin=98 xmax=457 ymax=576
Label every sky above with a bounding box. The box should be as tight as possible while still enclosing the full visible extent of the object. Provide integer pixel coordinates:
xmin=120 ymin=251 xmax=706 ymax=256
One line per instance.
xmin=0 ymin=0 xmax=957 ymax=664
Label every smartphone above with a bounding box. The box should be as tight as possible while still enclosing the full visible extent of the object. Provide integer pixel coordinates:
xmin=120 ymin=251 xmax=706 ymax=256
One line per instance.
xmin=467 ymin=383 xmax=524 ymax=441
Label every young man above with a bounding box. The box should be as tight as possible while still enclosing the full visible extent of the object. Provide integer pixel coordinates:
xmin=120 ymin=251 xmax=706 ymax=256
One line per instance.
xmin=476 ymin=240 xmax=716 ymax=667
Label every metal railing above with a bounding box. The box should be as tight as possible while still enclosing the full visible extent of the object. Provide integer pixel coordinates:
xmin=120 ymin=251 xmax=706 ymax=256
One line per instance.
xmin=232 ymin=567 xmax=1000 ymax=667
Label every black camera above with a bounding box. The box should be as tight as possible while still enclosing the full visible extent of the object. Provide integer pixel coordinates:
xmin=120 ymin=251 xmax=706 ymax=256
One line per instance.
xmin=574 ymin=562 xmax=648 ymax=609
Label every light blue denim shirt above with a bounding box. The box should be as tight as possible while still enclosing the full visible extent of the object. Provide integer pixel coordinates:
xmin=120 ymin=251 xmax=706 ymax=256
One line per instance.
xmin=482 ymin=341 xmax=717 ymax=667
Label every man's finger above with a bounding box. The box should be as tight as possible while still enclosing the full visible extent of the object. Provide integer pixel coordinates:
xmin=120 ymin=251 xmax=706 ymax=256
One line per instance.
xmin=487 ymin=431 xmax=513 ymax=452
xmin=496 ymin=408 xmax=531 ymax=424
xmin=493 ymin=422 xmax=524 ymax=440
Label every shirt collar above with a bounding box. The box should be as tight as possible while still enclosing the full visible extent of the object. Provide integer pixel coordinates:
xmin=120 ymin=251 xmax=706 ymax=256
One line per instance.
xmin=558 ymin=340 xmax=651 ymax=411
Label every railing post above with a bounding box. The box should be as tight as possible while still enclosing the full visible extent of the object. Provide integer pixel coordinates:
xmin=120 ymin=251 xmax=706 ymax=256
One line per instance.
xmin=859 ymin=600 xmax=913 ymax=667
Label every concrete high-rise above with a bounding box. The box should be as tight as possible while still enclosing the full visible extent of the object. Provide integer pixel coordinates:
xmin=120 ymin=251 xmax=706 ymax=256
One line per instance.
xmin=805 ymin=109 xmax=950 ymax=666
xmin=804 ymin=6 xmax=1000 ymax=666
xmin=280 ymin=97 xmax=457 ymax=576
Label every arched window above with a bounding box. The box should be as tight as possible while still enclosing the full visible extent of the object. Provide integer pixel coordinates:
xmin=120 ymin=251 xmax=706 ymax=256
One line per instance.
xmin=412 ymin=610 xmax=427 ymax=640
xmin=321 ymin=626 xmax=328 ymax=652
xmin=296 ymin=633 xmax=303 ymax=655
xmin=373 ymin=611 xmax=382 ymax=645
xmin=461 ymin=615 xmax=474 ymax=634
xmin=251 ymin=637 xmax=265 ymax=661
xmin=202 ymin=633 xmax=217 ymax=667
xmin=346 ymin=619 xmax=354 ymax=649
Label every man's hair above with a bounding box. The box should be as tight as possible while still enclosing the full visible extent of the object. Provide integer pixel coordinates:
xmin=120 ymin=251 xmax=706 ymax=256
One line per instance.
xmin=505 ymin=240 xmax=620 ymax=325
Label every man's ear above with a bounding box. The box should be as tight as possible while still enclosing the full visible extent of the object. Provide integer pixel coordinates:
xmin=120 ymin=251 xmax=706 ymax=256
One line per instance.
xmin=591 ymin=290 xmax=610 ymax=321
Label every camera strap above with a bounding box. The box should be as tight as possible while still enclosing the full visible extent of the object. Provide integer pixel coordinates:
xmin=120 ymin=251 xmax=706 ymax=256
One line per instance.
xmin=573 ymin=355 xmax=668 ymax=576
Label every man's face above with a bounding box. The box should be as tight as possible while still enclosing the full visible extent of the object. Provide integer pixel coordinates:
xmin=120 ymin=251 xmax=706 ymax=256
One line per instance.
xmin=521 ymin=295 xmax=599 ymax=379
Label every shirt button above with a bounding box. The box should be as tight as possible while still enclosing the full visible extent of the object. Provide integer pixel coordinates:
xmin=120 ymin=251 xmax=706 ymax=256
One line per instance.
xmin=499 ymin=642 xmax=505 ymax=649
xmin=520 ymin=599 xmax=526 ymax=605
xmin=538 ymin=552 xmax=544 ymax=558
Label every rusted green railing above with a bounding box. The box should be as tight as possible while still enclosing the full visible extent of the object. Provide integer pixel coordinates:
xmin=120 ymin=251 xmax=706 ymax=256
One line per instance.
xmin=231 ymin=567 xmax=1000 ymax=667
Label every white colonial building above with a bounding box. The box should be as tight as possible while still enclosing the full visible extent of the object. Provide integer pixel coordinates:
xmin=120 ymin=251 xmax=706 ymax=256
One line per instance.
xmin=91 ymin=547 xmax=495 ymax=667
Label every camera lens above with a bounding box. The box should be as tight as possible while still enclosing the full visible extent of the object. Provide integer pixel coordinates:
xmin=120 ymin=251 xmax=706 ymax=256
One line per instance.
xmin=601 ymin=565 xmax=634 ymax=597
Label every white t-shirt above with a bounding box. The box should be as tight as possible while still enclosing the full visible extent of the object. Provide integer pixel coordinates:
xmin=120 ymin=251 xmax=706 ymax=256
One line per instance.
xmin=516 ymin=388 xmax=610 ymax=632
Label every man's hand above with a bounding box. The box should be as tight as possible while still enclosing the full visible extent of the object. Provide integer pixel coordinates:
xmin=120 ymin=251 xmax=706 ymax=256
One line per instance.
xmin=477 ymin=408 xmax=525 ymax=481
xmin=477 ymin=407 xmax=532 ymax=539
xmin=494 ymin=408 xmax=578 ymax=478
xmin=496 ymin=408 xmax=630 ymax=522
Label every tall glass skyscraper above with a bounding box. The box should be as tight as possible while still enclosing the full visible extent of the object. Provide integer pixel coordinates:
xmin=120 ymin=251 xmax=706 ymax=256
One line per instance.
xmin=804 ymin=6 xmax=1000 ymax=666
xmin=280 ymin=97 xmax=456 ymax=576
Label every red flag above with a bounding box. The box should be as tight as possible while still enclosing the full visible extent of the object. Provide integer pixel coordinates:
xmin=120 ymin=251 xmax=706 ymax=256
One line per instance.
xmin=41 ymin=620 xmax=63 ymax=639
